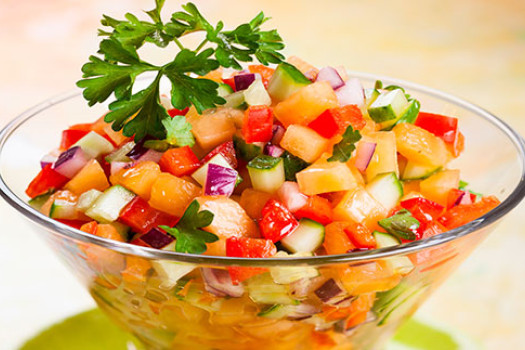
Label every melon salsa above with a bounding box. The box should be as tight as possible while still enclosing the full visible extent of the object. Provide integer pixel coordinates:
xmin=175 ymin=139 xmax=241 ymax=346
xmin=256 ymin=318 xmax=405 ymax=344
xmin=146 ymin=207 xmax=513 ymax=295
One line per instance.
xmin=26 ymin=57 xmax=500 ymax=346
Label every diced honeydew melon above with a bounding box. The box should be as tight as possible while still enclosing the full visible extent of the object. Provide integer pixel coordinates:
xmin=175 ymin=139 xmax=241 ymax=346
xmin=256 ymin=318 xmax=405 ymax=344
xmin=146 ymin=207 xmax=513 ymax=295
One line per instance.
xmin=365 ymin=131 xmax=399 ymax=181
xmin=368 ymin=90 xmax=409 ymax=123
xmin=373 ymin=232 xmax=414 ymax=275
xmin=401 ymin=161 xmax=440 ymax=180
xmin=151 ymin=242 xmax=196 ymax=290
xmin=270 ymin=251 xmax=320 ymax=284
xmin=267 ymin=62 xmax=311 ymax=102
xmin=77 ymin=189 xmax=103 ymax=211
xmin=105 ymin=142 xmax=135 ymax=163
xmin=85 ymin=185 xmax=135 ymax=223
xmin=244 ymin=78 xmax=271 ymax=106
xmin=192 ymin=154 xmax=241 ymax=187
xmin=365 ymin=172 xmax=404 ymax=212
xmin=247 ymin=273 xmax=299 ymax=305
xmin=281 ymin=219 xmax=325 ymax=253
xmin=73 ymin=131 xmax=115 ymax=158
xmin=247 ymin=156 xmax=285 ymax=194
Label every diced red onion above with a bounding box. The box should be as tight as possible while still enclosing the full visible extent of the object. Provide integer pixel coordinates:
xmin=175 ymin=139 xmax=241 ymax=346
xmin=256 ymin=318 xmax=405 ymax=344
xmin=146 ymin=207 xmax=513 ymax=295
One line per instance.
xmin=316 ymin=66 xmax=345 ymax=90
xmin=266 ymin=144 xmax=285 ymax=158
xmin=201 ymin=268 xmax=244 ymax=297
xmin=139 ymin=228 xmax=174 ymax=249
xmin=53 ymin=146 xmax=91 ymax=178
xmin=204 ymin=163 xmax=238 ymax=196
xmin=336 ymin=78 xmax=365 ymax=107
xmin=304 ymin=69 xmax=318 ymax=82
xmin=126 ymin=138 xmax=151 ymax=160
xmin=455 ymin=191 xmax=473 ymax=206
xmin=135 ymin=149 xmax=163 ymax=164
xmin=277 ymin=182 xmax=309 ymax=213
xmin=40 ymin=154 xmax=58 ymax=169
xmin=314 ymin=279 xmax=346 ymax=303
xmin=110 ymin=161 xmax=130 ymax=175
xmin=354 ymin=142 xmax=377 ymax=172
xmin=234 ymin=73 xmax=259 ymax=91
xmin=271 ymin=125 xmax=285 ymax=145
xmin=287 ymin=303 xmax=321 ymax=320
xmin=335 ymin=66 xmax=349 ymax=81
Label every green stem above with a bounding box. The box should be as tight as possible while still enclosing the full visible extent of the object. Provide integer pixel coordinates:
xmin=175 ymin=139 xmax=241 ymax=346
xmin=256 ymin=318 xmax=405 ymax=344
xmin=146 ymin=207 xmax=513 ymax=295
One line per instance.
xmin=173 ymin=37 xmax=185 ymax=51
xmin=195 ymin=39 xmax=209 ymax=53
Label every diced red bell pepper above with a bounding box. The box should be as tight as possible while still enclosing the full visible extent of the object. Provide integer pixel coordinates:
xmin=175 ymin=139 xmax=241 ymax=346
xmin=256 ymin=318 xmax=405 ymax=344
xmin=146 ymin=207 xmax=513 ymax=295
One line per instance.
xmin=331 ymin=105 xmax=366 ymax=134
xmin=295 ymin=195 xmax=334 ymax=225
xmin=400 ymin=197 xmax=445 ymax=223
xmin=248 ymin=65 xmax=275 ymax=88
xmin=159 ymin=146 xmax=201 ymax=177
xmin=201 ymin=141 xmax=238 ymax=168
xmin=119 ymin=197 xmax=179 ymax=234
xmin=259 ymin=199 xmax=299 ymax=243
xmin=241 ymin=105 xmax=274 ymax=143
xmin=438 ymin=196 xmax=500 ymax=230
xmin=167 ymin=107 xmax=189 ymax=117
xmin=25 ymin=164 xmax=69 ymax=198
xmin=222 ymin=77 xmax=236 ymax=92
xmin=415 ymin=112 xmax=458 ymax=143
xmin=60 ymin=129 xmax=90 ymax=151
xmin=68 ymin=123 xmax=93 ymax=132
xmin=344 ymin=222 xmax=376 ymax=249
xmin=307 ymin=109 xmax=339 ymax=139
xmin=56 ymin=219 xmax=90 ymax=230
xmin=226 ymin=236 xmax=277 ymax=284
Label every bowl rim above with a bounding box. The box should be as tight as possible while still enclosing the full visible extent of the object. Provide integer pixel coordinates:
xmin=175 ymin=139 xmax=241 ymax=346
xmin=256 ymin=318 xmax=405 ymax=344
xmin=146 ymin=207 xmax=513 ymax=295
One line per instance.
xmin=1 ymin=71 xmax=525 ymax=267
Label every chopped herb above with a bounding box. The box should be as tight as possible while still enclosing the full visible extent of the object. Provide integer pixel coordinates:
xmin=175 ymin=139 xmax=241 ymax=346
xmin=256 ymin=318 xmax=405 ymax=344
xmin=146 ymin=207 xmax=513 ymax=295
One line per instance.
xmin=327 ymin=126 xmax=362 ymax=162
xmin=459 ymin=180 xmax=469 ymax=191
xmin=281 ymin=151 xmax=309 ymax=181
xmin=378 ymin=209 xmax=420 ymax=241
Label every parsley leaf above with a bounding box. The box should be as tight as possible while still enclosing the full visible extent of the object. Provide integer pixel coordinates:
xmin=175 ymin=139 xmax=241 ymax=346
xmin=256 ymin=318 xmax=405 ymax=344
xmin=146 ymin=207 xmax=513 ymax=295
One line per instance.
xmin=459 ymin=180 xmax=469 ymax=191
xmin=378 ymin=209 xmax=420 ymax=241
xmin=160 ymin=200 xmax=218 ymax=254
xmin=328 ymin=126 xmax=362 ymax=162
xmin=162 ymin=115 xmax=195 ymax=147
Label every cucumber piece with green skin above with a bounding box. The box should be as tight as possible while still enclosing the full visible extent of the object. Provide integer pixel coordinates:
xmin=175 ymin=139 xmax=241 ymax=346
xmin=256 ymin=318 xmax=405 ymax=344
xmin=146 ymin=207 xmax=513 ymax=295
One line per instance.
xmin=105 ymin=142 xmax=134 ymax=163
xmin=109 ymin=221 xmax=130 ymax=241
xmin=73 ymin=131 xmax=115 ymax=158
xmin=233 ymin=134 xmax=263 ymax=161
xmin=247 ymin=155 xmax=285 ymax=194
xmin=373 ymin=231 xmax=414 ymax=275
xmin=28 ymin=190 xmax=54 ymax=211
xmin=77 ymin=189 xmax=103 ymax=212
xmin=191 ymin=153 xmax=242 ymax=187
xmin=374 ymin=281 xmax=428 ymax=326
xmin=85 ymin=185 xmax=135 ymax=223
xmin=281 ymin=151 xmax=310 ymax=181
xmin=267 ymin=62 xmax=311 ymax=102
xmin=270 ymin=251 xmax=320 ymax=284
xmin=247 ymin=273 xmax=299 ymax=305
xmin=364 ymin=88 xmax=381 ymax=108
xmin=217 ymin=82 xmax=234 ymax=97
xmin=281 ymin=219 xmax=325 ymax=253
xmin=402 ymin=161 xmax=441 ymax=180
xmin=223 ymin=91 xmax=247 ymax=109
xmin=49 ymin=199 xmax=79 ymax=219
xmin=365 ymin=172 xmax=404 ymax=212
xmin=368 ymin=89 xmax=410 ymax=124
xmin=244 ymin=78 xmax=271 ymax=106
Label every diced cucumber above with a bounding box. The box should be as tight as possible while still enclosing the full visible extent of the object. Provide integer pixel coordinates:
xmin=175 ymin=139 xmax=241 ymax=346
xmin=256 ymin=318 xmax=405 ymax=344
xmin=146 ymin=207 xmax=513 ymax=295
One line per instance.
xmin=217 ymin=82 xmax=234 ymax=97
xmin=151 ymin=242 xmax=196 ymax=289
xmin=368 ymin=90 xmax=410 ymax=124
xmin=105 ymin=142 xmax=135 ymax=163
xmin=401 ymin=161 xmax=440 ymax=181
xmin=109 ymin=221 xmax=130 ymax=241
xmin=247 ymin=273 xmax=299 ymax=305
xmin=85 ymin=185 xmax=135 ymax=223
xmin=28 ymin=190 xmax=54 ymax=211
xmin=73 ymin=131 xmax=115 ymax=158
xmin=77 ymin=189 xmax=103 ymax=212
xmin=192 ymin=153 xmax=241 ymax=187
xmin=244 ymin=78 xmax=271 ymax=106
xmin=247 ymin=155 xmax=285 ymax=194
xmin=267 ymin=62 xmax=311 ymax=102
xmin=233 ymin=134 xmax=263 ymax=161
xmin=281 ymin=219 xmax=325 ymax=253
xmin=270 ymin=251 xmax=319 ymax=284
xmin=365 ymin=172 xmax=403 ymax=212
xmin=281 ymin=151 xmax=310 ymax=182
xmin=223 ymin=91 xmax=246 ymax=109
xmin=258 ymin=303 xmax=319 ymax=319
xmin=49 ymin=198 xmax=79 ymax=219
xmin=373 ymin=231 xmax=414 ymax=275
xmin=393 ymin=99 xmax=420 ymax=125
xmin=364 ymin=88 xmax=380 ymax=108
xmin=374 ymin=281 xmax=427 ymax=326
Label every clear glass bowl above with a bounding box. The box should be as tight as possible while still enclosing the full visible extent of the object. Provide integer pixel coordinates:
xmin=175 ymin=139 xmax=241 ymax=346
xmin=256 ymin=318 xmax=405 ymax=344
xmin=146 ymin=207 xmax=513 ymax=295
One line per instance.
xmin=1 ymin=73 xmax=524 ymax=350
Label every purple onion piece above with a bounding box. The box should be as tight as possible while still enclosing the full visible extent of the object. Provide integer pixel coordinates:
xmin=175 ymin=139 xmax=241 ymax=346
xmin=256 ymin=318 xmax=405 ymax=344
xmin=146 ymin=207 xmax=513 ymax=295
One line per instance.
xmin=40 ymin=154 xmax=58 ymax=169
xmin=110 ymin=161 xmax=129 ymax=175
xmin=271 ymin=125 xmax=285 ymax=145
xmin=138 ymin=228 xmax=174 ymax=249
xmin=53 ymin=146 xmax=91 ymax=178
xmin=453 ymin=191 xmax=472 ymax=207
xmin=234 ymin=73 xmax=257 ymax=91
xmin=316 ymin=66 xmax=345 ymax=90
xmin=287 ymin=303 xmax=321 ymax=319
xmin=354 ymin=142 xmax=377 ymax=172
xmin=266 ymin=144 xmax=285 ymax=158
xmin=126 ymin=138 xmax=150 ymax=160
xmin=336 ymin=78 xmax=365 ymax=107
xmin=204 ymin=163 xmax=238 ymax=196
xmin=201 ymin=268 xmax=244 ymax=297
xmin=315 ymin=279 xmax=346 ymax=303
xmin=136 ymin=149 xmax=163 ymax=164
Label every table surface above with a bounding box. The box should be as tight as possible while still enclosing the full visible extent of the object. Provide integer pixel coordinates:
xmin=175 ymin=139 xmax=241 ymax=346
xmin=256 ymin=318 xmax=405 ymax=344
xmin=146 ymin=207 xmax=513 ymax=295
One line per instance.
xmin=1 ymin=1 xmax=524 ymax=349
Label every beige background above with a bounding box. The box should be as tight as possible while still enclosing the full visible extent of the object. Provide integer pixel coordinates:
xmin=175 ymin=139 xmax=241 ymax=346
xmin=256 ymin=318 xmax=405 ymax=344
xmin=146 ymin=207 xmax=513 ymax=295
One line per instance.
xmin=0 ymin=0 xmax=524 ymax=349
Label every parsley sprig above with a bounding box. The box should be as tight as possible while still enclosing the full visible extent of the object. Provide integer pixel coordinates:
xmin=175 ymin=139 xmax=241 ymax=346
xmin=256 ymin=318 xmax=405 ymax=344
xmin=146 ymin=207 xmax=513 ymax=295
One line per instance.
xmin=77 ymin=1 xmax=285 ymax=141
xmin=160 ymin=200 xmax=218 ymax=254
xmin=328 ymin=126 xmax=362 ymax=162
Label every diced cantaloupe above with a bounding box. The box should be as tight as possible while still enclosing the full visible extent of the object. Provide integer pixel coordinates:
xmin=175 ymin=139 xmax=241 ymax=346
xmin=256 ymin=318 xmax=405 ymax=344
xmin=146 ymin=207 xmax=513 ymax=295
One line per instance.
xmin=280 ymin=125 xmax=329 ymax=163
xmin=296 ymin=161 xmax=358 ymax=195
xmin=149 ymin=173 xmax=201 ymax=217
xmin=339 ymin=261 xmax=402 ymax=295
xmin=188 ymin=109 xmax=237 ymax=152
xmin=239 ymin=188 xmax=274 ymax=219
xmin=365 ymin=131 xmax=398 ymax=181
xmin=420 ymin=169 xmax=460 ymax=206
xmin=273 ymin=81 xmax=338 ymax=127
xmin=64 ymin=159 xmax=110 ymax=195
xmin=333 ymin=187 xmax=388 ymax=226
xmin=110 ymin=161 xmax=161 ymax=200
xmin=392 ymin=123 xmax=449 ymax=167
xmin=103 ymin=123 xmax=129 ymax=146
xmin=286 ymin=56 xmax=319 ymax=76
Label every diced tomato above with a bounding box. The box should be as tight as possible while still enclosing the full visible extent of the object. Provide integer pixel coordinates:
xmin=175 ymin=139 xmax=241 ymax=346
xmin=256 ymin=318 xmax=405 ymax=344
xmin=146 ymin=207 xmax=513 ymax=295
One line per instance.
xmin=438 ymin=196 xmax=500 ymax=230
xmin=307 ymin=109 xmax=339 ymax=139
xmin=167 ymin=107 xmax=189 ymax=117
xmin=415 ymin=112 xmax=458 ymax=143
xmin=119 ymin=197 xmax=179 ymax=234
xmin=222 ymin=77 xmax=236 ymax=92
xmin=25 ymin=164 xmax=69 ymax=198
xmin=226 ymin=236 xmax=277 ymax=284
xmin=201 ymin=141 xmax=238 ymax=168
xmin=55 ymin=219 xmax=89 ymax=230
xmin=331 ymin=105 xmax=366 ymax=134
xmin=344 ymin=222 xmax=376 ymax=249
xmin=400 ymin=197 xmax=445 ymax=223
xmin=248 ymin=65 xmax=275 ymax=87
xmin=241 ymin=105 xmax=274 ymax=143
xmin=59 ymin=129 xmax=90 ymax=151
xmin=159 ymin=146 xmax=201 ymax=177
xmin=295 ymin=195 xmax=334 ymax=225
xmin=259 ymin=199 xmax=299 ymax=243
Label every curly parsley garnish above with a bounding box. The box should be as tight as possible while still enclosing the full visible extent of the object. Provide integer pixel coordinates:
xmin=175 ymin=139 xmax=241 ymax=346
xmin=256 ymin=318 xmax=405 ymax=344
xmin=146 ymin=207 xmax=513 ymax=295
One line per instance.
xmin=327 ymin=126 xmax=362 ymax=162
xmin=77 ymin=1 xmax=285 ymax=141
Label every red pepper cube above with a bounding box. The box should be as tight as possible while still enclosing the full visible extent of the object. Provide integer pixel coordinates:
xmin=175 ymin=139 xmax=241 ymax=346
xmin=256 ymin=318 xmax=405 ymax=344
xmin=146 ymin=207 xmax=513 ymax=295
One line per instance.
xmin=295 ymin=195 xmax=334 ymax=225
xmin=201 ymin=141 xmax=238 ymax=169
xmin=307 ymin=109 xmax=339 ymax=139
xmin=167 ymin=107 xmax=189 ymax=118
xmin=259 ymin=199 xmax=299 ymax=243
xmin=159 ymin=146 xmax=201 ymax=177
xmin=438 ymin=196 xmax=500 ymax=230
xmin=60 ymin=129 xmax=91 ymax=151
xmin=415 ymin=112 xmax=458 ymax=143
xmin=241 ymin=106 xmax=274 ymax=143
xmin=119 ymin=197 xmax=179 ymax=234
xmin=222 ymin=77 xmax=236 ymax=92
xmin=25 ymin=164 xmax=69 ymax=198
xmin=400 ymin=197 xmax=445 ymax=223
xmin=226 ymin=236 xmax=277 ymax=284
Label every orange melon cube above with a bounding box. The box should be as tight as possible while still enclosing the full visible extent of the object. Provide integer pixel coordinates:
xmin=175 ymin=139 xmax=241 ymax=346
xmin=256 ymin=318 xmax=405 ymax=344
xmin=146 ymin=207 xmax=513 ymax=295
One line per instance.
xmin=64 ymin=159 xmax=110 ymax=195
xmin=333 ymin=187 xmax=388 ymax=226
xmin=365 ymin=131 xmax=399 ymax=181
xmin=392 ymin=123 xmax=449 ymax=167
xmin=239 ymin=188 xmax=274 ymax=220
xmin=149 ymin=173 xmax=201 ymax=217
xmin=280 ymin=125 xmax=329 ymax=163
xmin=339 ymin=261 xmax=401 ymax=295
xmin=188 ymin=110 xmax=236 ymax=152
xmin=420 ymin=169 xmax=460 ymax=206
xmin=103 ymin=123 xmax=129 ymax=146
xmin=296 ymin=161 xmax=358 ymax=195
xmin=286 ymin=56 xmax=319 ymax=76
xmin=110 ymin=161 xmax=161 ymax=200
xmin=274 ymin=81 xmax=338 ymax=127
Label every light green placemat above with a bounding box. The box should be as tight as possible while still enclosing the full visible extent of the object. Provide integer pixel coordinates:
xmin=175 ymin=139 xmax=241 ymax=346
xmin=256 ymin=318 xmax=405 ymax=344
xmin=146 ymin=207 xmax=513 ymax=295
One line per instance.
xmin=19 ymin=309 xmax=480 ymax=350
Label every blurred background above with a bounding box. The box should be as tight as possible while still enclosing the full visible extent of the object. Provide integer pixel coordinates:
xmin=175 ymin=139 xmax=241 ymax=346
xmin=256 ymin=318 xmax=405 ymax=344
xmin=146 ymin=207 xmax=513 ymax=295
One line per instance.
xmin=0 ymin=0 xmax=524 ymax=349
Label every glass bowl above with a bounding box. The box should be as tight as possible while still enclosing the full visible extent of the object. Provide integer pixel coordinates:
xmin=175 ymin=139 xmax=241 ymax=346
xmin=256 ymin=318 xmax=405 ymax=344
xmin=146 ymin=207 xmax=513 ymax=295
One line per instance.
xmin=1 ymin=73 xmax=524 ymax=350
